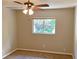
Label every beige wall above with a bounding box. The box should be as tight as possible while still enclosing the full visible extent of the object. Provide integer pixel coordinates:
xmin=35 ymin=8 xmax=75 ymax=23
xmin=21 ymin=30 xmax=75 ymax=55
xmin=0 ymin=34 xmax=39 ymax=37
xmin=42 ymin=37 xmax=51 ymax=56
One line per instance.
xmin=2 ymin=7 xmax=75 ymax=56
xmin=2 ymin=7 xmax=17 ymax=56
xmin=16 ymin=8 xmax=75 ymax=54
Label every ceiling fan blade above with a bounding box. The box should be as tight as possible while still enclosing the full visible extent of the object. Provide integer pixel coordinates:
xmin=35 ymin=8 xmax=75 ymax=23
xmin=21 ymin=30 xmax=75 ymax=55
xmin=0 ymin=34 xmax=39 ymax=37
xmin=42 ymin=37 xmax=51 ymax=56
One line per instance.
xmin=14 ymin=1 xmax=23 ymax=4
xmin=32 ymin=6 xmax=41 ymax=10
xmin=35 ymin=4 xmax=49 ymax=7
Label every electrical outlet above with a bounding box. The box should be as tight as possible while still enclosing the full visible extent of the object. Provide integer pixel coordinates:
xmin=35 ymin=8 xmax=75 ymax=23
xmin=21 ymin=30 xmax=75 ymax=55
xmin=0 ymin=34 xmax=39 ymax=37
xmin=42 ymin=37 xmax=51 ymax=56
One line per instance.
xmin=63 ymin=48 xmax=66 ymax=52
xmin=42 ymin=44 xmax=46 ymax=48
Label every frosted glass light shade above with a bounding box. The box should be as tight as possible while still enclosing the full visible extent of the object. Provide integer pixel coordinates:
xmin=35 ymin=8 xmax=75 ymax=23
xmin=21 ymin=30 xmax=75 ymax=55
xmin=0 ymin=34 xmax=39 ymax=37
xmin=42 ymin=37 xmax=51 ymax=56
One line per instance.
xmin=29 ymin=9 xmax=34 ymax=15
xmin=22 ymin=9 xmax=28 ymax=14
xmin=22 ymin=9 xmax=34 ymax=15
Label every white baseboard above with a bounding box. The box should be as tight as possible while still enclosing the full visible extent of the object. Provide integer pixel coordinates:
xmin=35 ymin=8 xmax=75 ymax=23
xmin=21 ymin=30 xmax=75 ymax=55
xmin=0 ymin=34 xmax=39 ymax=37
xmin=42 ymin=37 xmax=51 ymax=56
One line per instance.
xmin=2 ymin=49 xmax=17 ymax=59
xmin=16 ymin=48 xmax=72 ymax=56
xmin=2 ymin=48 xmax=72 ymax=59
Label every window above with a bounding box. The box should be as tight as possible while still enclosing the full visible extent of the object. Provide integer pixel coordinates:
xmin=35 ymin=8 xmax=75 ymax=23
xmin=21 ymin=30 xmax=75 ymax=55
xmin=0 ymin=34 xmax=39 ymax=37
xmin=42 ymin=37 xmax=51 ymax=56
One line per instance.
xmin=33 ymin=18 xmax=56 ymax=34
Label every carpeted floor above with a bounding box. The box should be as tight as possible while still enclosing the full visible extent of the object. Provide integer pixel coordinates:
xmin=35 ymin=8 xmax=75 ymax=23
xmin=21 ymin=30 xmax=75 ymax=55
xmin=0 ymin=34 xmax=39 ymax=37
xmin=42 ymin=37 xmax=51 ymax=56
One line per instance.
xmin=3 ymin=50 xmax=73 ymax=59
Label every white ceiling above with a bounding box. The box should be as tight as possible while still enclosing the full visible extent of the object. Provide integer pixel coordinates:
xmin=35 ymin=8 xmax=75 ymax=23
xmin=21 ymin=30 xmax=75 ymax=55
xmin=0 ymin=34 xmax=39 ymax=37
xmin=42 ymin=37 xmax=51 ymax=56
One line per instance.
xmin=3 ymin=0 xmax=76 ymax=9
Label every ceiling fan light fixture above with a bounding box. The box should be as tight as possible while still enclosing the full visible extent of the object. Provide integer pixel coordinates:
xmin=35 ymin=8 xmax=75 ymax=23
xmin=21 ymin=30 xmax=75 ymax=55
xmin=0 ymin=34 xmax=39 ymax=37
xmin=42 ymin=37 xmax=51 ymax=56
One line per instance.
xmin=22 ymin=9 xmax=34 ymax=15
xmin=14 ymin=0 xmax=49 ymax=15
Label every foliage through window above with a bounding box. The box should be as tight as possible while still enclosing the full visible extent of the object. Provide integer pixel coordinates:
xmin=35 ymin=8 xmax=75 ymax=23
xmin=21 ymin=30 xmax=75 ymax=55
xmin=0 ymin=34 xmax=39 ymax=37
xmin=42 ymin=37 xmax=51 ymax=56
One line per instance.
xmin=33 ymin=19 xmax=56 ymax=34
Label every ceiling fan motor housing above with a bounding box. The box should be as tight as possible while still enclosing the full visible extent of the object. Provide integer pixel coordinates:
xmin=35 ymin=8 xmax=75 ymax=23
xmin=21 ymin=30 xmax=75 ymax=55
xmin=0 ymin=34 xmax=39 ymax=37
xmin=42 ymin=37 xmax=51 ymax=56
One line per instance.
xmin=24 ymin=2 xmax=34 ymax=8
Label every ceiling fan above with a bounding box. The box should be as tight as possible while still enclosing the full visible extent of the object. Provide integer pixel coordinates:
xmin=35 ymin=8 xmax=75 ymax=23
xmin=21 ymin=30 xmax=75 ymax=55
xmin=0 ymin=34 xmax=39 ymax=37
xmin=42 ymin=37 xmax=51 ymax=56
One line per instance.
xmin=14 ymin=0 xmax=49 ymax=15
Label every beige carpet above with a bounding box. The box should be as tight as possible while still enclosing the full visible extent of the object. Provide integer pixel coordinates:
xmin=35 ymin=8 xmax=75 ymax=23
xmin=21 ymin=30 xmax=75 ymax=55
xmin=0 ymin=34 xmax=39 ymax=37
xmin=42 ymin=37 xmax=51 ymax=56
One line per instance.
xmin=13 ymin=56 xmax=47 ymax=59
xmin=3 ymin=50 xmax=73 ymax=59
